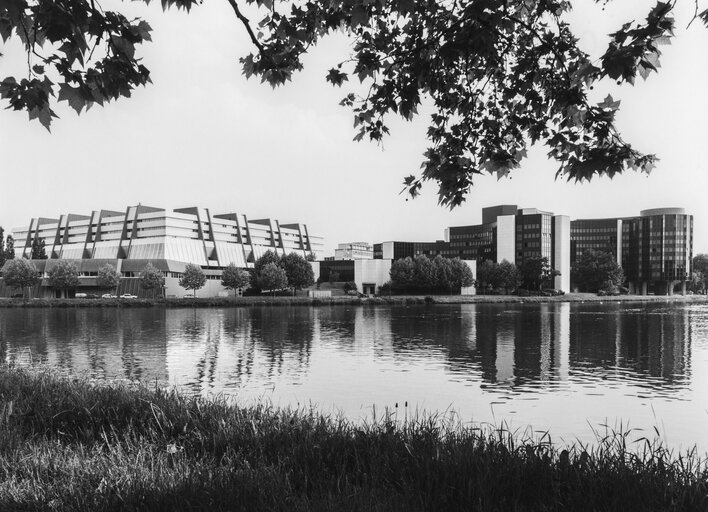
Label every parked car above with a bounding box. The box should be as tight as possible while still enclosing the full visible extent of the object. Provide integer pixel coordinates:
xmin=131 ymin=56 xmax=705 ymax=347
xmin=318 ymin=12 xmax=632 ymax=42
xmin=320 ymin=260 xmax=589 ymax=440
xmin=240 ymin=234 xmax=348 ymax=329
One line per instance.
xmin=183 ymin=294 xmax=195 ymax=299
xmin=120 ymin=294 xmax=138 ymax=299
xmin=75 ymin=293 xmax=87 ymax=298
xmin=102 ymin=293 xmax=118 ymax=299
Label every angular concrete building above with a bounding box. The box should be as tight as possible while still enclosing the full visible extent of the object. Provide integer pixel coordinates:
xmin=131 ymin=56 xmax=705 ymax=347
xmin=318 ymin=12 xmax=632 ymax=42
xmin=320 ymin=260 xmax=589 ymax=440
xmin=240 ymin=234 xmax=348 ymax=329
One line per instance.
xmin=2 ymin=205 xmax=323 ymax=298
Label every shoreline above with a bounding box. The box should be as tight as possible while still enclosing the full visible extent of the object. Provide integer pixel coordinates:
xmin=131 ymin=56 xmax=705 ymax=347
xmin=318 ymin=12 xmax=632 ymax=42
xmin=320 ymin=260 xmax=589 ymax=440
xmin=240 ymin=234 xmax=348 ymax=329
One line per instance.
xmin=1 ymin=365 xmax=706 ymax=511
xmin=0 ymin=293 xmax=707 ymax=308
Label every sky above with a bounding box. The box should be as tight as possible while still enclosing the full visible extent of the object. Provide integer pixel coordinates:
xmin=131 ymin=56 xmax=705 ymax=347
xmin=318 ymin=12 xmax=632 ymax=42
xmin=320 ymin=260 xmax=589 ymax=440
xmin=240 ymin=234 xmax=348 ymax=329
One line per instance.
xmin=1 ymin=0 xmax=707 ymax=256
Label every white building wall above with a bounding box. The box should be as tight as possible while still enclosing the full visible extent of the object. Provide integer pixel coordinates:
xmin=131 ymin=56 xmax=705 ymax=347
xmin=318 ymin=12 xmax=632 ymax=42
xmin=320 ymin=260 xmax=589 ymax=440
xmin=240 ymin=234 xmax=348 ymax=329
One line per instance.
xmin=553 ymin=215 xmax=570 ymax=292
xmin=381 ymin=242 xmax=394 ymax=260
xmin=354 ymin=259 xmax=392 ymax=294
xmin=496 ymin=215 xmax=516 ymax=264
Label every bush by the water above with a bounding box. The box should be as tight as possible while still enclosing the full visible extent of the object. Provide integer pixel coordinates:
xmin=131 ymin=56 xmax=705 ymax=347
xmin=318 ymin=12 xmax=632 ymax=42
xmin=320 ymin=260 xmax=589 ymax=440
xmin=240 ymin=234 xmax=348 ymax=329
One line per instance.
xmin=0 ymin=365 xmax=706 ymax=511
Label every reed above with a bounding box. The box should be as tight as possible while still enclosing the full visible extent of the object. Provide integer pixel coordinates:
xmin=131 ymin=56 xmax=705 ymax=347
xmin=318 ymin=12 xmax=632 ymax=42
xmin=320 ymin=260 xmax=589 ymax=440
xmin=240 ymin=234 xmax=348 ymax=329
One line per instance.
xmin=0 ymin=365 xmax=706 ymax=511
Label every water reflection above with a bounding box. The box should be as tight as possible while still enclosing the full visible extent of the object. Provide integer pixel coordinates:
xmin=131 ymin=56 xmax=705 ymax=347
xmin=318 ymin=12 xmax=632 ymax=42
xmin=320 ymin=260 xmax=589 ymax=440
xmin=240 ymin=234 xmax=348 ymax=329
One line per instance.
xmin=0 ymin=303 xmax=696 ymax=394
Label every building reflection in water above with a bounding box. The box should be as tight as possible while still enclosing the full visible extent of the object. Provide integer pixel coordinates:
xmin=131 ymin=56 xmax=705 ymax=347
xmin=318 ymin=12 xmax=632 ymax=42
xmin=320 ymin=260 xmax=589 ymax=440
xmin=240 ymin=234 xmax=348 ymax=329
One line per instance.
xmin=0 ymin=302 xmax=695 ymax=397
xmin=0 ymin=308 xmax=169 ymax=383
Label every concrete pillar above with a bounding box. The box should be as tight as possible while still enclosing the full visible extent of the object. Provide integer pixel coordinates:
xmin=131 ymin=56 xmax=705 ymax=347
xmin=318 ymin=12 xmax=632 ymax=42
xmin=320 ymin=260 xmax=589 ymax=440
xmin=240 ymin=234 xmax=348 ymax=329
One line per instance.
xmin=681 ymin=281 xmax=687 ymax=296
xmin=641 ymin=282 xmax=648 ymax=296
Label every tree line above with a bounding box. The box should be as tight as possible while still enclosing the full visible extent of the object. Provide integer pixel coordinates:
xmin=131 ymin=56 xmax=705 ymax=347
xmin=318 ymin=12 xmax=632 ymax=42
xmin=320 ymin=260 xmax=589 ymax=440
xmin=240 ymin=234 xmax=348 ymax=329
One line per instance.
xmin=387 ymin=255 xmax=474 ymax=295
xmin=0 ymin=245 xmax=315 ymax=298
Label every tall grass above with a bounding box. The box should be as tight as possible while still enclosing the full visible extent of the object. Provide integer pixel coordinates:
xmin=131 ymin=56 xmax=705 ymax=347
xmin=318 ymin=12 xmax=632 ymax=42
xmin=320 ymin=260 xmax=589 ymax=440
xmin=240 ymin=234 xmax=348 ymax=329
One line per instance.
xmin=0 ymin=365 xmax=706 ymax=511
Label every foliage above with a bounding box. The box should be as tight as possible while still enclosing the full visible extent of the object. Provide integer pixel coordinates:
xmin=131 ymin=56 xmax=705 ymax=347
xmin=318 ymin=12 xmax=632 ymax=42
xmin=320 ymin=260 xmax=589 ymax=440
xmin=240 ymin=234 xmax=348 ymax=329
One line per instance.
xmin=251 ymin=250 xmax=282 ymax=289
xmin=691 ymin=254 xmax=708 ymax=293
xmin=476 ymin=259 xmax=521 ymax=294
xmin=220 ymin=263 xmax=251 ymax=292
xmin=280 ymin=252 xmax=315 ymax=290
xmin=390 ymin=255 xmax=473 ymax=294
xmin=0 ymin=226 xmax=4 ymax=269
xmin=257 ymin=262 xmax=288 ymax=295
xmin=1 ymin=1 xmax=691 ymax=204
xmin=571 ymin=249 xmax=625 ymax=293
xmin=306 ymin=252 xmax=317 ymax=262
xmin=519 ymin=256 xmax=559 ymax=291
xmin=47 ymin=260 xmax=80 ymax=290
xmin=343 ymin=281 xmax=358 ymax=294
xmin=4 ymin=235 xmax=15 ymax=262
xmin=30 ymin=237 xmax=47 ymax=259
xmin=140 ymin=263 xmax=166 ymax=298
xmin=1 ymin=258 xmax=40 ymax=297
xmin=96 ymin=263 xmax=120 ymax=292
xmin=389 ymin=257 xmax=416 ymax=291
xmin=179 ymin=264 xmax=206 ymax=296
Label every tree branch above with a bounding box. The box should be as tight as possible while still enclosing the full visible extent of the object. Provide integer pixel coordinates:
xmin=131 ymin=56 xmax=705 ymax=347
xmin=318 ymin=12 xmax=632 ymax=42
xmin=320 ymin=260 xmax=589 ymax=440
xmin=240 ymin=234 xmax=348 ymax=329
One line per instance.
xmin=225 ymin=0 xmax=265 ymax=54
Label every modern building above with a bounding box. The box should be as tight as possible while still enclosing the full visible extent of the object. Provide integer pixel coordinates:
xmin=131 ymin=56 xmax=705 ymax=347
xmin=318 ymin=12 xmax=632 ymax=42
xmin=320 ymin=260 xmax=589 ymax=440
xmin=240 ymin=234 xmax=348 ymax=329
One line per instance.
xmin=448 ymin=205 xmax=570 ymax=292
xmin=334 ymin=242 xmax=374 ymax=260
xmin=373 ymin=240 xmax=450 ymax=260
xmin=1 ymin=205 xmax=324 ymax=298
xmin=572 ymin=208 xmax=693 ymax=295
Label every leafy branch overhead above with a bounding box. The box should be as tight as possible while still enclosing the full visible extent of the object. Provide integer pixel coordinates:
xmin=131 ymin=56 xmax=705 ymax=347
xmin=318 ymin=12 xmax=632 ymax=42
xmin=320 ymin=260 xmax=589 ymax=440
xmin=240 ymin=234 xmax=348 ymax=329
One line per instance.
xmin=0 ymin=0 xmax=697 ymax=205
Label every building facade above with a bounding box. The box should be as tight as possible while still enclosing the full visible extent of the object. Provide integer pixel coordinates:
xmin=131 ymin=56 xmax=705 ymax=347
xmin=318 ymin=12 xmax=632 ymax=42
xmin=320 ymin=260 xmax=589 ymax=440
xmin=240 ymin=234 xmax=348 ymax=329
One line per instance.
xmin=334 ymin=242 xmax=373 ymax=260
xmin=570 ymin=208 xmax=693 ymax=295
xmin=2 ymin=205 xmax=323 ymax=298
xmin=448 ymin=205 xmax=570 ymax=292
xmin=373 ymin=240 xmax=449 ymax=260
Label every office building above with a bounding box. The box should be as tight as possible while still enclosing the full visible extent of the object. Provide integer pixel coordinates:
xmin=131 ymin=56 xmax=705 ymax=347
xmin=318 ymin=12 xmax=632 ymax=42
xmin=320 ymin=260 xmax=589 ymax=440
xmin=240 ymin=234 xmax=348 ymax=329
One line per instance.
xmin=570 ymin=208 xmax=693 ymax=295
xmin=448 ymin=205 xmax=570 ymax=292
xmin=334 ymin=242 xmax=374 ymax=260
xmin=2 ymin=205 xmax=323 ymax=298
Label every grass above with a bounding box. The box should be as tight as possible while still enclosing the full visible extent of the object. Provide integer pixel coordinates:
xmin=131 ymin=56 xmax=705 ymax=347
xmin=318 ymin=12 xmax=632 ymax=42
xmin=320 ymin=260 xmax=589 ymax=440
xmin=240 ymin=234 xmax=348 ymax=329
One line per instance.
xmin=0 ymin=366 xmax=707 ymax=511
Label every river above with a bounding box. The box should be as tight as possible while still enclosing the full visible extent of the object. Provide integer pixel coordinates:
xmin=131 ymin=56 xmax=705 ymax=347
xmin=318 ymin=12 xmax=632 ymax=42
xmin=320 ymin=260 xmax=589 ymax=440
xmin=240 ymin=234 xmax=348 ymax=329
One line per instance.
xmin=1 ymin=302 xmax=707 ymax=452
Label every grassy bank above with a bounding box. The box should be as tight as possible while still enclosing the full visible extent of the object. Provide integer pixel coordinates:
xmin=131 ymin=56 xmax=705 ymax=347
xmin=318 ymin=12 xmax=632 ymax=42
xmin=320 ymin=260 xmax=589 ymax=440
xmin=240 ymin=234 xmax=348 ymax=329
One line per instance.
xmin=1 ymin=293 xmax=707 ymax=308
xmin=0 ymin=366 xmax=706 ymax=511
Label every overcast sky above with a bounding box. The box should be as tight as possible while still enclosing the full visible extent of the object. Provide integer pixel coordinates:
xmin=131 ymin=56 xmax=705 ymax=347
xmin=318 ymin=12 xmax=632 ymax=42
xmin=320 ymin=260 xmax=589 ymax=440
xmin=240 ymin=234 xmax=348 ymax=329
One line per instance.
xmin=1 ymin=0 xmax=706 ymax=255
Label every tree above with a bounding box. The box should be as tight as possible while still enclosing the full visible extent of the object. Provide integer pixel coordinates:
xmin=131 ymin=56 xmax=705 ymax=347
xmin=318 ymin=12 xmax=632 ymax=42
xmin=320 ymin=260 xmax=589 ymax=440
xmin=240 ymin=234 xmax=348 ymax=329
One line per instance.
xmin=497 ymin=260 xmax=522 ymax=294
xmin=412 ymin=255 xmax=437 ymax=291
xmin=691 ymin=254 xmax=708 ymax=293
xmin=30 ymin=237 xmax=47 ymax=259
xmin=257 ymin=262 xmax=288 ymax=296
xmin=47 ymin=260 xmax=80 ymax=296
xmin=280 ymin=252 xmax=315 ymax=293
xmin=4 ymin=235 xmax=15 ymax=262
xmin=0 ymin=226 xmax=5 ymax=270
xmin=1 ymin=1 xmax=688 ymax=204
xmin=140 ymin=263 xmax=166 ymax=298
xmin=179 ymin=263 xmax=206 ymax=298
xmin=478 ymin=259 xmax=521 ymax=294
xmin=389 ymin=257 xmax=416 ymax=292
xmin=1 ymin=258 xmax=40 ymax=298
xmin=221 ymin=263 xmax=251 ymax=294
xmin=571 ymin=249 xmax=625 ymax=293
xmin=519 ymin=256 xmax=559 ymax=291
xmin=96 ymin=263 xmax=121 ymax=295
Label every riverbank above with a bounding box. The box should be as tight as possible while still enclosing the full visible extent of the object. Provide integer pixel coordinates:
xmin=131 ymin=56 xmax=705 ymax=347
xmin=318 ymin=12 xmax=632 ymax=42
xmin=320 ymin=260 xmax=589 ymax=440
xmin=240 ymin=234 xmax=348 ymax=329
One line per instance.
xmin=1 ymin=293 xmax=707 ymax=308
xmin=0 ymin=365 xmax=706 ymax=511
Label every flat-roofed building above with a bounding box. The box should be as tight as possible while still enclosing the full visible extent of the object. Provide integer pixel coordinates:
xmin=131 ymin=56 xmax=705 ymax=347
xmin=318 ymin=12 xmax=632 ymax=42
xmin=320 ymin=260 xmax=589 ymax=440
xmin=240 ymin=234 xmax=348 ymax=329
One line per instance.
xmin=448 ymin=205 xmax=570 ymax=292
xmin=334 ymin=242 xmax=373 ymax=260
xmin=3 ymin=205 xmax=323 ymax=298
xmin=570 ymin=208 xmax=693 ymax=295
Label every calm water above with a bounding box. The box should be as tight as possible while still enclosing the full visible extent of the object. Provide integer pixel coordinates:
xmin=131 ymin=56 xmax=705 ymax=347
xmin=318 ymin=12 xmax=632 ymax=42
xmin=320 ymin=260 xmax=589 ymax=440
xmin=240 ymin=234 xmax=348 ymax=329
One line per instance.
xmin=1 ymin=302 xmax=707 ymax=451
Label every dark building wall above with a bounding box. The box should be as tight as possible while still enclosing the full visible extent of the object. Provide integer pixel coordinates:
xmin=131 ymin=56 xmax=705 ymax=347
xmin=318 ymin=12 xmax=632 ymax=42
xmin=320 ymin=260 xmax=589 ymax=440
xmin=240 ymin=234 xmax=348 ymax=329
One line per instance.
xmin=570 ymin=218 xmax=620 ymax=264
xmin=448 ymin=223 xmax=496 ymax=261
xmin=317 ymin=260 xmax=355 ymax=282
xmin=622 ymin=211 xmax=693 ymax=285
